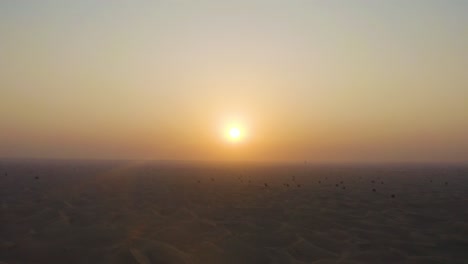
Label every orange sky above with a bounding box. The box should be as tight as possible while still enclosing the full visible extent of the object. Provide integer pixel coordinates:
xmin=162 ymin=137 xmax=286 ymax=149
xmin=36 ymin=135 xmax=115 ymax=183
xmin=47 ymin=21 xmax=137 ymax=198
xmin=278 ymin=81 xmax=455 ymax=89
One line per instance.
xmin=1 ymin=1 xmax=467 ymax=163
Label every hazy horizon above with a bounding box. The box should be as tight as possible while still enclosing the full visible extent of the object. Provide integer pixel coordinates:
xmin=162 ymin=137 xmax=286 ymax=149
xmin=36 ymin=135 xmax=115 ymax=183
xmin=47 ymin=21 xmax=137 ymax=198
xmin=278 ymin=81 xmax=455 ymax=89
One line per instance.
xmin=1 ymin=1 xmax=467 ymax=163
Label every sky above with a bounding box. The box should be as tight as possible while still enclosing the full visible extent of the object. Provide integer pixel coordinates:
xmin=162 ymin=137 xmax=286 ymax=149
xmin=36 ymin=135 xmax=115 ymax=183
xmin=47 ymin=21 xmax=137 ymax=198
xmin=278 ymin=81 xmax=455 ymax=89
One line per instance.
xmin=1 ymin=0 xmax=467 ymax=163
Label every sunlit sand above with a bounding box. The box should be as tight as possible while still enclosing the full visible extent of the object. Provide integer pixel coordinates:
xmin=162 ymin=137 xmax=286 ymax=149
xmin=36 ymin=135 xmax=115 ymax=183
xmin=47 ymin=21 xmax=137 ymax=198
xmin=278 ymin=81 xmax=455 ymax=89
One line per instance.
xmin=1 ymin=160 xmax=467 ymax=263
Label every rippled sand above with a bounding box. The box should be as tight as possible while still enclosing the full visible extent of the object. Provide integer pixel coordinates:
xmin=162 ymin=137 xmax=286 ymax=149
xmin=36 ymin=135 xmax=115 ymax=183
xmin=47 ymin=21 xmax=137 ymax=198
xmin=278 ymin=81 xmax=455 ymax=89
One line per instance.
xmin=1 ymin=160 xmax=467 ymax=263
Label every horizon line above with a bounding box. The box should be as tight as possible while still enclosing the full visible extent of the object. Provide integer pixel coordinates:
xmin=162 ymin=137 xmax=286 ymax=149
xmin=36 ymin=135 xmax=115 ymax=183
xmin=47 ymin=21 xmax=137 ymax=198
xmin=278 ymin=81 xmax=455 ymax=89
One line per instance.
xmin=1 ymin=156 xmax=467 ymax=166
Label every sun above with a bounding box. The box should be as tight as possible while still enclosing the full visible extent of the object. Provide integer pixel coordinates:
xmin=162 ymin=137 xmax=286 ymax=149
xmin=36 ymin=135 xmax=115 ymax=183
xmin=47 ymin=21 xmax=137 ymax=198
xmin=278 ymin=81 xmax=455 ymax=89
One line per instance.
xmin=229 ymin=127 xmax=241 ymax=140
xmin=219 ymin=117 xmax=248 ymax=144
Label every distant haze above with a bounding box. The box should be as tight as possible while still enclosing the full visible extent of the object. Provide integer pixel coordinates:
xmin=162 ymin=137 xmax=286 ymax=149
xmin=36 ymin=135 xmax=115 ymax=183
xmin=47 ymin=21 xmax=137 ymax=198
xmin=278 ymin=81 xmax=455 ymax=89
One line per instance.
xmin=1 ymin=1 xmax=467 ymax=162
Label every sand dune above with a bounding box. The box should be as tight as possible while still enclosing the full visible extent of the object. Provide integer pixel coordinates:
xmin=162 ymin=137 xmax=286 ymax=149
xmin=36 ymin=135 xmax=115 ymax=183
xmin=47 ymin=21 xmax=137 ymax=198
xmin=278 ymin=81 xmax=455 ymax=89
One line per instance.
xmin=1 ymin=160 xmax=467 ymax=263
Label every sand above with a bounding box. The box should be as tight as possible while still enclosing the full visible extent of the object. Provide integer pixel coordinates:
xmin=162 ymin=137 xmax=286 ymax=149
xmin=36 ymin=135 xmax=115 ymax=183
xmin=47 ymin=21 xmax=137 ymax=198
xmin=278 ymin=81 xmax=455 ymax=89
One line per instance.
xmin=1 ymin=159 xmax=467 ymax=263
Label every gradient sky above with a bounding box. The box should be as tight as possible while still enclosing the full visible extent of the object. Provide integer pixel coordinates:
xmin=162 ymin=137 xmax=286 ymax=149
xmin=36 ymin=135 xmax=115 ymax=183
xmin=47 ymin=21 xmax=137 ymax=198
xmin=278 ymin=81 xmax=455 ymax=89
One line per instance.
xmin=1 ymin=1 xmax=467 ymax=162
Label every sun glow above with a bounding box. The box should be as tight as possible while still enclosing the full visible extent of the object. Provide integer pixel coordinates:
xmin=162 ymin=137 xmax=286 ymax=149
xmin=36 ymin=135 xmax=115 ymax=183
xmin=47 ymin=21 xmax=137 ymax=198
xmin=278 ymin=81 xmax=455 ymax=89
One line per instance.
xmin=229 ymin=127 xmax=241 ymax=139
xmin=219 ymin=115 xmax=249 ymax=144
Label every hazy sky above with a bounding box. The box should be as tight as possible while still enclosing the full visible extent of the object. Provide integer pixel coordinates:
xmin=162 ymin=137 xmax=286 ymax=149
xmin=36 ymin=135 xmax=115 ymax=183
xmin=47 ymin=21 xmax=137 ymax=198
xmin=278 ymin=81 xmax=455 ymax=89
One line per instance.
xmin=1 ymin=1 xmax=467 ymax=162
